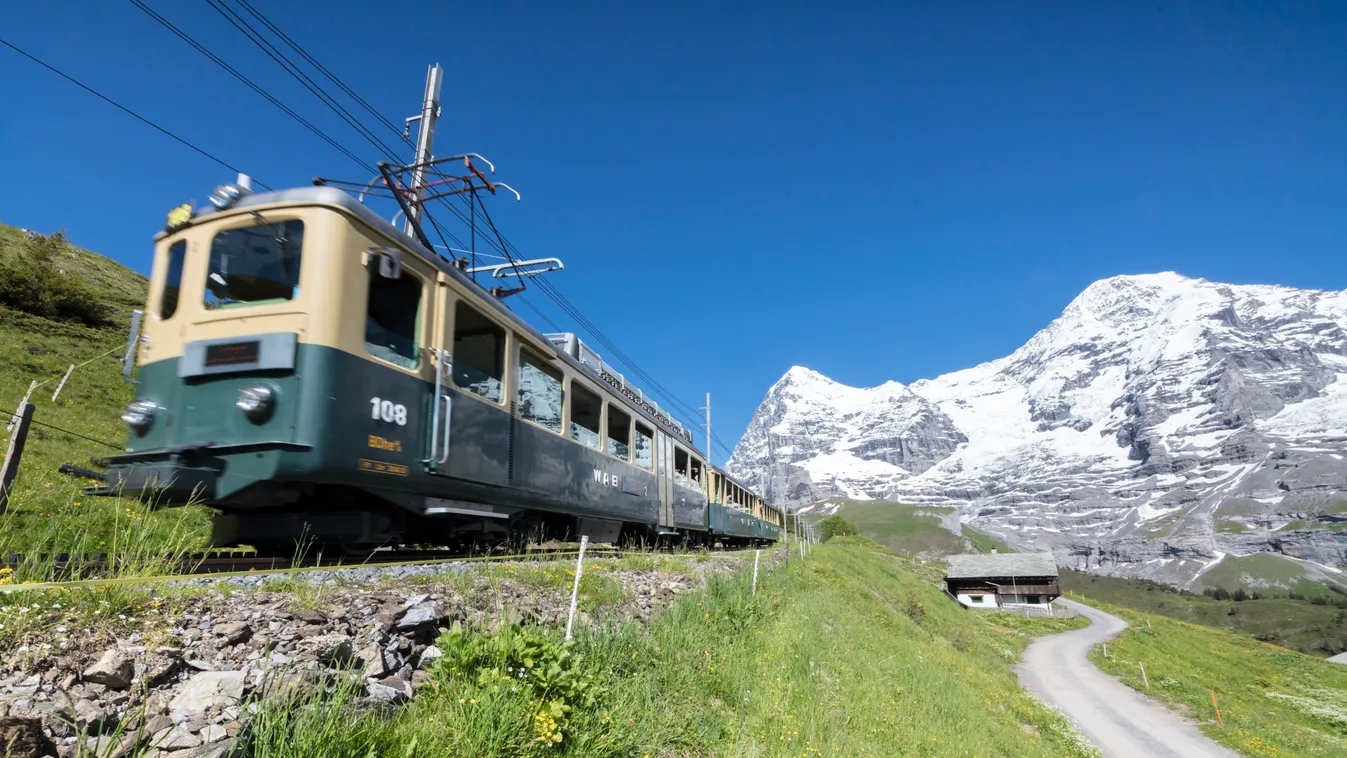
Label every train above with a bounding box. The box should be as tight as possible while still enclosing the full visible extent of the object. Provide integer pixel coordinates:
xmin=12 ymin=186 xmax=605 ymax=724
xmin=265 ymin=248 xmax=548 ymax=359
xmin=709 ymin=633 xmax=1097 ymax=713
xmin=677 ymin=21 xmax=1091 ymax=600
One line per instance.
xmin=98 ymin=165 xmax=783 ymax=553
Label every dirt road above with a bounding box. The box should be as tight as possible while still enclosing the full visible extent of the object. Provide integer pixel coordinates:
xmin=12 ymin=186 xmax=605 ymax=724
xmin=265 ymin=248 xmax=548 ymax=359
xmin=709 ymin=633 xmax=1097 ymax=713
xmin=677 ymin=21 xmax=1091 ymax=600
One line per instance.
xmin=1017 ymin=599 xmax=1240 ymax=758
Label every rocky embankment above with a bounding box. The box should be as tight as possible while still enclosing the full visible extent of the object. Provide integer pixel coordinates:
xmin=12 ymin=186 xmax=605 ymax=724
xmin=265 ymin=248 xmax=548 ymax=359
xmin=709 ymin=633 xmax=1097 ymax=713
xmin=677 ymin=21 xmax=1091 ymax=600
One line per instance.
xmin=0 ymin=555 xmax=745 ymax=758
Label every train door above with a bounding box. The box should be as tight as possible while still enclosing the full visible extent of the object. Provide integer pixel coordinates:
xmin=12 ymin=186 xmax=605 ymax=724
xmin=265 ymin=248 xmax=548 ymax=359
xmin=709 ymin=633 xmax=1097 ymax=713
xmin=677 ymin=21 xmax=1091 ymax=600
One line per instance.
xmin=423 ymin=272 xmax=452 ymax=469
xmin=655 ymin=431 xmax=675 ymax=528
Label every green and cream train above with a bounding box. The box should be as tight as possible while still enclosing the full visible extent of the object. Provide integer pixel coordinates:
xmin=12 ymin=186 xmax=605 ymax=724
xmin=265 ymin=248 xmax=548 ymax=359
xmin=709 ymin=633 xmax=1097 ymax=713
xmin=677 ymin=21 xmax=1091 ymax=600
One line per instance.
xmin=102 ymin=176 xmax=783 ymax=551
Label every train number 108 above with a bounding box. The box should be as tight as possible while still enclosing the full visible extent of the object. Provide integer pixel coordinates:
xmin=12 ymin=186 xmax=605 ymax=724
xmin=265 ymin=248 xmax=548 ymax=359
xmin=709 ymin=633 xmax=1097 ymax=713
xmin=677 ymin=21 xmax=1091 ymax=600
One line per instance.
xmin=370 ymin=397 xmax=408 ymax=426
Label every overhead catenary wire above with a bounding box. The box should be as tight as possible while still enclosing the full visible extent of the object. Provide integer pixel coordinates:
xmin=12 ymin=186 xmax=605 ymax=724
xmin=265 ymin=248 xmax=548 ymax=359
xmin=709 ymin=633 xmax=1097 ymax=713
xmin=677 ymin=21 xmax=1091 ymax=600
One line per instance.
xmin=0 ymin=37 xmax=271 ymax=190
xmin=231 ymin=0 xmax=404 ymax=139
xmin=127 ymin=0 xmax=373 ymax=172
xmin=203 ymin=0 xmax=406 ymax=165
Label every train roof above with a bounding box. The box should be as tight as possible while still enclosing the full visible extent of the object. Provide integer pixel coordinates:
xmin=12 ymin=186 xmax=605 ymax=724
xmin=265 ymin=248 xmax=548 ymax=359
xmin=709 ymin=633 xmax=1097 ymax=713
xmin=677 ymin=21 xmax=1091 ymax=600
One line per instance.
xmin=160 ymin=185 xmax=705 ymax=453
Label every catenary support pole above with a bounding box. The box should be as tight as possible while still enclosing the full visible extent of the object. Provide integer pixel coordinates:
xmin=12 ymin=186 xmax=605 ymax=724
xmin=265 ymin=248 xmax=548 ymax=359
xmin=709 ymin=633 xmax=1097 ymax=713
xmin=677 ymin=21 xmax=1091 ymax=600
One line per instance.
xmin=0 ymin=402 xmax=34 ymax=514
xmin=404 ymin=63 xmax=443 ymax=235
xmin=783 ymin=508 xmax=790 ymax=567
xmin=752 ymin=549 xmax=760 ymax=594
xmin=565 ymin=535 xmax=589 ymax=641
xmin=702 ymin=393 xmax=711 ymax=460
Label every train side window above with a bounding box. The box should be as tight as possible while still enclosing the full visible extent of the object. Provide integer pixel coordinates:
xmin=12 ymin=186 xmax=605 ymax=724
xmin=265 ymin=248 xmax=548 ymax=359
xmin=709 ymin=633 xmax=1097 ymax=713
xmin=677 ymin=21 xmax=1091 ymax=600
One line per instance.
xmin=690 ymin=458 xmax=703 ymax=488
xmin=570 ymin=383 xmax=602 ymax=449
xmin=453 ymin=302 xmax=505 ymax=402
xmin=205 ymin=220 xmax=303 ymax=309
xmin=159 ymin=240 xmax=186 ymax=319
xmin=606 ymin=405 xmax=631 ymax=461
xmin=674 ymin=447 xmax=690 ymax=488
xmin=364 ymin=267 xmax=421 ymax=369
xmin=633 ymin=423 xmax=654 ymax=470
xmin=518 ymin=350 xmax=563 ymax=433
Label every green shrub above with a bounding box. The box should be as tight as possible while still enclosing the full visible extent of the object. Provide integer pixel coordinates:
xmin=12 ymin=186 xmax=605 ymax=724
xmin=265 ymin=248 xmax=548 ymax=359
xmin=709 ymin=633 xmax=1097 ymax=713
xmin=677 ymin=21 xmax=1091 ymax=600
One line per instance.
xmin=818 ymin=514 xmax=859 ymax=541
xmin=0 ymin=230 xmax=109 ymax=326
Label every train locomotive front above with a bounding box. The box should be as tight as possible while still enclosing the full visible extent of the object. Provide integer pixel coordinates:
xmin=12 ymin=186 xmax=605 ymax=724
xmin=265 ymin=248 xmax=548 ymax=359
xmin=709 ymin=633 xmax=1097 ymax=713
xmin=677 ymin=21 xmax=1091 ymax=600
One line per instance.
xmin=103 ymin=178 xmax=785 ymax=552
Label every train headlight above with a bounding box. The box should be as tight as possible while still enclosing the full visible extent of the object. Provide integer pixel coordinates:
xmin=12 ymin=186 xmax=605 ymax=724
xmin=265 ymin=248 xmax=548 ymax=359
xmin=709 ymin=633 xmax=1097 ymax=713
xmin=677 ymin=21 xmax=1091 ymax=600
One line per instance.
xmin=121 ymin=399 xmax=157 ymax=432
xmin=236 ymin=383 xmax=275 ymax=421
xmin=209 ymin=183 xmax=247 ymax=210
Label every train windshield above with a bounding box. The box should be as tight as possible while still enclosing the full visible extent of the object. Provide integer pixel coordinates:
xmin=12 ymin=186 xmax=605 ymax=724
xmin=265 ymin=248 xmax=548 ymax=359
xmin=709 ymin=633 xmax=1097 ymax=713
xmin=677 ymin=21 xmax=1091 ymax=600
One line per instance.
xmin=205 ymin=220 xmax=304 ymax=309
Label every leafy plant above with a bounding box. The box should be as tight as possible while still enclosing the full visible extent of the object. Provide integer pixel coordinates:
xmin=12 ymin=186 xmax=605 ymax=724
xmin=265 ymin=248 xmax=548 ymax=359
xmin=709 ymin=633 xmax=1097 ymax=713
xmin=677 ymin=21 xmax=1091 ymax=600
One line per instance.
xmin=817 ymin=514 xmax=859 ymax=541
xmin=0 ymin=230 xmax=109 ymax=326
xmin=432 ymin=624 xmax=601 ymax=747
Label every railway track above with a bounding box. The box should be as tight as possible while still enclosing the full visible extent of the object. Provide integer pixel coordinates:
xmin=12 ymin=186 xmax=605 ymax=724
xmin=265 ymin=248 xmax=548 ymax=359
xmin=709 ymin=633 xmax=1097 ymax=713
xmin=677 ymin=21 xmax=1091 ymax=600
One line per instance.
xmin=0 ymin=543 xmax=634 ymax=591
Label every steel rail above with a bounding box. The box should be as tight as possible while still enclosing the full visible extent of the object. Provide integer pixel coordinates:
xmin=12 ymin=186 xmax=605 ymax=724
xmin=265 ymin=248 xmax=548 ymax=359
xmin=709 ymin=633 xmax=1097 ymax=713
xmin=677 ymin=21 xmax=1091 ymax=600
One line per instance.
xmin=0 ymin=545 xmax=766 ymax=594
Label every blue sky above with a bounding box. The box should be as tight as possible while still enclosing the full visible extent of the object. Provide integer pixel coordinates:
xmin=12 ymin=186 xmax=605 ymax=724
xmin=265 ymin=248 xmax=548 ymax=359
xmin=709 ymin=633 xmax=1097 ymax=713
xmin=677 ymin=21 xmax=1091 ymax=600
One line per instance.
xmin=3 ymin=1 xmax=1346 ymax=463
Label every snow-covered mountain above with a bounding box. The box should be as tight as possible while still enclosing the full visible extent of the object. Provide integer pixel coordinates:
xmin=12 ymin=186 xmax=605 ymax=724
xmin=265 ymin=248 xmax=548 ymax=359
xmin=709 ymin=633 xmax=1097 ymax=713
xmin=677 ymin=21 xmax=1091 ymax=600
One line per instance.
xmin=727 ymin=273 xmax=1347 ymax=587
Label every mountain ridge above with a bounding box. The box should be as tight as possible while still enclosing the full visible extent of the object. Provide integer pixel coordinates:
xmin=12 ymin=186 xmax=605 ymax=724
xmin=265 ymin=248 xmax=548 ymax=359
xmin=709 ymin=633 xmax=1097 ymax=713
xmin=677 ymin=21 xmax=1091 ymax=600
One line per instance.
xmin=727 ymin=272 xmax=1347 ymax=589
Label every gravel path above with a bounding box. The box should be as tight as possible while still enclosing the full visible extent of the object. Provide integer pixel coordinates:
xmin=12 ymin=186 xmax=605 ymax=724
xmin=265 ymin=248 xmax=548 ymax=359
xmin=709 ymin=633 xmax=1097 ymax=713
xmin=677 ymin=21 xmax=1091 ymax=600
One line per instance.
xmin=1017 ymin=599 xmax=1241 ymax=758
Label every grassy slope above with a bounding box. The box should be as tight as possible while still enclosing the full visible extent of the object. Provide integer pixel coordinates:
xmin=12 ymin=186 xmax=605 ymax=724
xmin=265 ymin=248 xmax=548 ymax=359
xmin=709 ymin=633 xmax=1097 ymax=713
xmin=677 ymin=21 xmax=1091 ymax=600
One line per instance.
xmin=961 ymin=523 xmax=1017 ymax=553
xmin=246 ymin=540 xmax=1099 ymax=757
xmin=0 ymin=222 xmax=210 ymax=559
xmin=821 ymin=497 xmax=1015 ymax=556
xmin=1082 ymin=599 xmax=1347 ymax=758
xmin=1194 ymin=553 xmax=1347 ymax=598
xmin=1061 ymin=568 xmax=1347 ymax=658
xmin=822 ymin=498 xmax=970 ymax=556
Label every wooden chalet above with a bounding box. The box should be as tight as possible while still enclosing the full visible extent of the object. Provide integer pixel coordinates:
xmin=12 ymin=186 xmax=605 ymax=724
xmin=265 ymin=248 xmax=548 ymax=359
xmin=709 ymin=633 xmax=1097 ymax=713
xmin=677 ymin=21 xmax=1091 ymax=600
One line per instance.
xmin=944 ymin=552 xmax=1060 ymax=610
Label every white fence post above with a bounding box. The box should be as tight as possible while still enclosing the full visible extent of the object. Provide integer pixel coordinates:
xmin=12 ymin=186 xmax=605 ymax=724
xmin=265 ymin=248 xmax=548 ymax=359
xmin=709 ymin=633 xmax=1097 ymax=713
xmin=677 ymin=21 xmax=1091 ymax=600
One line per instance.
xmin=50 ymin=364 xmax=75 ymax=402
xmin=565 ymin=535 xmax=589 ymax=641
xmin=752 ymin=549 xmax=761 ymax=595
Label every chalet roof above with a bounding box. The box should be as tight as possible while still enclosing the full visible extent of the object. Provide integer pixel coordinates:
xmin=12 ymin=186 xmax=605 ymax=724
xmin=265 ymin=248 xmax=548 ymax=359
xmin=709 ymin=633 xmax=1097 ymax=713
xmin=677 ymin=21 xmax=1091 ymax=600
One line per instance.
xmin=945 ymin=552 xmax=1058 ymax=580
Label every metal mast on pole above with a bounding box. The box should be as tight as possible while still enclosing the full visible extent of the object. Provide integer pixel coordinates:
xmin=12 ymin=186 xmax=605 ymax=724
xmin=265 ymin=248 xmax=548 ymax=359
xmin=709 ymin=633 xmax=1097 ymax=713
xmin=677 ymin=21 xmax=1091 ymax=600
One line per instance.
xmin=404 ymin=63 xmax=443 ymax=236
xmin=701 ymin=393 xmax=712 ymax=461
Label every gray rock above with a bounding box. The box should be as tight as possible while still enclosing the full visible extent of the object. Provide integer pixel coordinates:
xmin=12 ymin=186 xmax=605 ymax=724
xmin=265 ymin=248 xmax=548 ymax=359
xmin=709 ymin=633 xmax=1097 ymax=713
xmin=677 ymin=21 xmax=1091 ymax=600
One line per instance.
xmin=299 ymin=634 xmax=354 ymax=666
xmin=212 ymin=622 xmax=252 ymax=646
xmin=199 ymin=724 xmax=227 ymax=744
xmin=82 ymin=650 xmax=134 ymax=689
xmin=73 ymin=699 xmax=113 ymax=734
xmin=395 ymin=602 xmax=438 ymax=631
xmin=291 ymin=609 xmax=326 ymax=625
xmin=366 ymin=677 xmax=411 ymax=704
xmin=416 ymin=645 xmax=444 ymax=668
xmin=152 ymin=724 xmax=201 ymax=750
xmin=169 ymin=672 xmax=247 ymax=713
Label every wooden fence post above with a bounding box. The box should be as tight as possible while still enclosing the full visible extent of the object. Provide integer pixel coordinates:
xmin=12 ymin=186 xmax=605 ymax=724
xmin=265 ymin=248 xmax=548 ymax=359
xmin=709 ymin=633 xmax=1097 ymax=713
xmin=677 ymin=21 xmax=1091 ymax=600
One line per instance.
xmin=1210 ymin=690 xmax=1223 ymax=725
xmin=1 ymin=402 xmax=35 ymax=514
xmin=1138 ymin=661 xmax=1150 ymax=689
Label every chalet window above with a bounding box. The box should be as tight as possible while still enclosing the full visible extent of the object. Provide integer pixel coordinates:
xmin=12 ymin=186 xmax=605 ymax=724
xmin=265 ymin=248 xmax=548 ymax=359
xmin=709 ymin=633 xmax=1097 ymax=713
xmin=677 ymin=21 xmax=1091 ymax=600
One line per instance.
xmin=970 ymin=596 xmax=983 ymax=604
xmin=606 ymin=405 xmax=631 ymax=461
xmin=365 ymin=267 xmax=421 ymax=369
xmin=634 ymin=423 xmax=654 ymax=470
xmin=159 ymin=240 xmax=187 ymax=320
xmin=453 ymin=302 xmax=504 ymax=402
xmin=570 ymin=383 xmax=602 ymax=449
xmin=518 ymin=350 xmax=563 ymax=433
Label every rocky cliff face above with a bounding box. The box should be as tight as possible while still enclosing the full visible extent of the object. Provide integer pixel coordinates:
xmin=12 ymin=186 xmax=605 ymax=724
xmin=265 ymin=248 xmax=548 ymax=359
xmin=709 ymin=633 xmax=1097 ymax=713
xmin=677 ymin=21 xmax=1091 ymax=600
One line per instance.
xmin=727 ymin=273 xmax=1347 ymax=588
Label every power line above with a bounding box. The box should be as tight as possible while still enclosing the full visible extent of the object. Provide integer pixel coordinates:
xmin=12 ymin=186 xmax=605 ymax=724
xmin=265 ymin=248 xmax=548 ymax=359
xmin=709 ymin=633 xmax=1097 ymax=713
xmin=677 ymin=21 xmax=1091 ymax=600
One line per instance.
xmin=127 ymin=0 xmax=373 ymax=172
xmin=232 ymin=0 xmax=404 ymax=139
xmin=0 ymin=36 xmax=270 ymax=189
xmin=204 ymin=0 xmax=404 ymax=164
